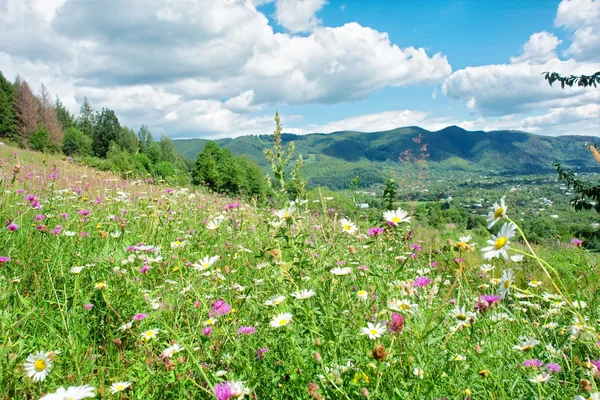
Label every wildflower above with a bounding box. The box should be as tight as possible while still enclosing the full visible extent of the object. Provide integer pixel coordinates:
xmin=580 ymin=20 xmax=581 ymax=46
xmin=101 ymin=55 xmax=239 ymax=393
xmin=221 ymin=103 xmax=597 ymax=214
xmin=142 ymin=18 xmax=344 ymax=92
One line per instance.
xmin=413 ymin=367 xmax=424 ymax=379
xmin=141 ymin=329 xmax=159 ymax=341
xmin=480 ymin=264 xmax=495 ymax=274
xmin=487 ymin=196 xmax=507 ymax=228
xmin=6 ymin=222 xmax=18 ymax=232
xmin=528 ymin=280 xmax=543 ymax=288
xmin=361 ymin=322 xmax=387 ymax=340
xmin=94 ymin=282 xmax=107 ymax=290
xmin=479 ymin=369 xmax=490 ymax=377
xmin=275 ymin=207 xmax=296 ymax=220
xmin=387 ymin=298 xmax=418 ymax=314
xmin=270 ymin=312 xmax=292 ymax=328
xmin=238 ymin=326 xmax=256 ymax=335
xmin=498 ymin=269 xmax=514 ymax=299
xmin=572 ymin=300 xmax=587 ymax=309
xmin=256 ymin=347 xmax=269 ymax=359
xmin=170 ymin=240 xmax=186 ymax=249
xmin=109 ymin=382 xmax=131 ymax=394
xmin=383 ymin=208 xmax=411 ymax=225
xmin=132 ymin=313 xmax=148 ymax=321
xmin=265 ymin=295 xmax=286 ymax=306
xmin=571 ymin=237 xmax=583 ymax=247
xmin=452 ymin=354 xmax=467 ymax=361
xmin=40 ymin=385 xmax=96 ymax=400
xmin=292 ymin=289 xmax=316 ymax=300
xmin=514 ymin=338 xmax=540 ymax=351
xmin=0 ymin=256 xmax=10 ymax=263
xmin=412 ymin=276 xmax=432 ymax=288
xmin=119 ymin=322 xmax=133 ymax=331
xmin=24 ymin=351 xmax=52 ymax=381
xmin=162 ymin=343 xmax=184 ymax=358
xmin=357 ymin=290 xmax=368 ymax=301
xmin=194 ymin=255 xmax=220 ymax=271
xmin=214 ymin=382 xmax=233 ymax=400
xmin=449 ymin=306 xmax=476 ymax=323
xmin=529 ymin=373 xmax=551 ymax=383
xmin=481 ymin=222 xmax=517 ymax=260
xmin=210 ymin=299 xmax=232 ymax=316
xmin=84 ymin=303 xmax=94 ymax=311
xmin=545 ymin=363 xmax=561 ymax=373
xmin=202 ymin=326 xmax=213 ymax=336
xmin=367 ymin=227 xmax=384 ymax=236
xmin=330 ymin=266 xmax=352 ymax=276
xmin=510 ymin=254 xmax=524 ymax=263
xmin=340 ymin=218 xmax=357 ymax=234
xmin=389 ymin=313 xmax=405 ymax=333
xmin=523 ymin=359 xmax=543 ymax=368
xmin=480 ymin=294 xmax=501 ymax=305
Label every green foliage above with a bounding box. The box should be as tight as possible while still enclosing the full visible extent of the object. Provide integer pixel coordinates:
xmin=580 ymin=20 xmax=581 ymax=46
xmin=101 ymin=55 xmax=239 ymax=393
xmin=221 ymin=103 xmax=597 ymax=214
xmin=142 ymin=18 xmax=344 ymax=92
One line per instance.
xmin=62 ymin=126 xmax=92 ymax=157
xmin=555 ymin=161 xmax=600 ymax=213
xmin=92 ymin=108 xmax=121 ymax=158
xmin=28 ymin=125 xmax=60 ymax=153
xmin=116 ymin=126 xmax=138 ymax=154
xmin=77 ymin=97 xmax=95 ymax=138
xmin=0 ymin=71 xmax=17 ymax=141
xmin=54 ymin=96 xmax=74 ymax=131
xmin=382 ymin=178 xmax=397 ymax=210
xmin=193 ymin=141 xmax=267 ymax=198
xmin=542 ymin=71 xmax=600 ymax=88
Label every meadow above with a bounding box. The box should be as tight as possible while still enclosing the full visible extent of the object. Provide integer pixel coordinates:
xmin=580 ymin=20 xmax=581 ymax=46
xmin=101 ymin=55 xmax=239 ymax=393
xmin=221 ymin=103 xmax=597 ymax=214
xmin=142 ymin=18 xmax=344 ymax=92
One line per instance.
xmin=0 ymin=144 xmax=598 ymax=400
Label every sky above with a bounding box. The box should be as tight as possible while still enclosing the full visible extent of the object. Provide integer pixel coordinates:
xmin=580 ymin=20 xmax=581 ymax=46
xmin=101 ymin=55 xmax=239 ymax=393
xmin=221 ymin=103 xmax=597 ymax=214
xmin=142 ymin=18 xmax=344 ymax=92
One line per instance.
xmin=0 ymin=0 xmax=599 ymax=139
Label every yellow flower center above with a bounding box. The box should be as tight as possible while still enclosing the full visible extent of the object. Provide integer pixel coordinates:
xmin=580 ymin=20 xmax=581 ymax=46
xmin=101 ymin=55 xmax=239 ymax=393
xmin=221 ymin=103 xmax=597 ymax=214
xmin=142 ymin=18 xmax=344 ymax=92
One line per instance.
xmin=392 ymin=216 xmax=400 ymax=223
xmin=369 ymin=329 xmax=378 ymax=335
xmin=503 ymin=280 xmax=511 ymax=289
xmin=494 ymin=207 xmax=504 ymax=220
xmin=456 ymin=241 xmax=469 ymax=251
xmin=399 ymin=303 xmax=411 ymax=310
xmin=343 ymin=225 xmax=351 ymax=230
xmin=522 ymin=345 xmax=533 ymax=351
xmin=456 ymin=314 xmax=467 ymax=321
xmin=34 ymin=359 xmax=46 ymax=372
xmin=284 ymin=211 xmax=290 ymax=218
xmin=495 ymin=237 xmax=507 ymax=249
xmin=115 ymin=385 xmax=125 ymax=391
xmin=279 ymin=319 xmax=287 ymax=325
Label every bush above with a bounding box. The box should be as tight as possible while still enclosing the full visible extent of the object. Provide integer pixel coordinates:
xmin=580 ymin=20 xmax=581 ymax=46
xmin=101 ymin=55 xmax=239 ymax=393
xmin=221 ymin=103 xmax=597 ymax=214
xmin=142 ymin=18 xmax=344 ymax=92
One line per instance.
xmin=62 ymin=127 xmax=92 ymax=156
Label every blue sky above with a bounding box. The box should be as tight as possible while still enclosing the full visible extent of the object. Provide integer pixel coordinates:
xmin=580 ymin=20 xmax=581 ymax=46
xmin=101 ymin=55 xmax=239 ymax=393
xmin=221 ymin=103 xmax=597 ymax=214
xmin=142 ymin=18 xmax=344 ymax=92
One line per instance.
xmin=0 ymin=0 xmax=598 ymax=137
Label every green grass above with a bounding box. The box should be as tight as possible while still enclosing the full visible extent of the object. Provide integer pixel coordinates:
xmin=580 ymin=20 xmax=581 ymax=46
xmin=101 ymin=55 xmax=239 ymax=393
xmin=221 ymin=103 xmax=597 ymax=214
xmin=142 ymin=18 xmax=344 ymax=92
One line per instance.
xmin=0 ymin=145 xmax=599 ymax=399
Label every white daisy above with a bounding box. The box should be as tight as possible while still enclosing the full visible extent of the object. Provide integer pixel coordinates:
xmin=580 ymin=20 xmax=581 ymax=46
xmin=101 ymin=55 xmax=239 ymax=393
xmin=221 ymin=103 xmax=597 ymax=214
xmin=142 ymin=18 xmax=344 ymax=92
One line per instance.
xmin=109 ymin=381 xmax=131 ymax=394
xmin=40 ymin=385 xmax=96 ymax=399
xmin=498 ymin=269 xmax=514 ymax=299
xmin=529 ymin=373 xmax=551 ymax=383
xmin=265 ymin=295 xmax=286 ymax=306
xmin=360 ymin=322 xmax=387 ymax=340
xmin=357 ymin=290 xmax=368 ymax=301
xmin=207 ymin=215 xmax=225 ymax=230
xmin=270 ymin=312 xmax=292 ymax=328
xmin=274 ymin=207 xmax=296 ymax=220
xmin=119 ymin=321 xmax=133 ymax=331
xmin=383 ymin=208 xmax=411 ymax=225
xmin=24 ymin=351 xmax=52 ymax=381
xmin=513 ymin=338 xmax=540 ymax=351
xmin=387 ymin=298 xmax=418 ymax=314
xmin=70 ymin=266 xmax=84 ymax=274
xmin=480 ymin=264 xmax=495 ymax=274
xmin=340 ymin=218 xmax=357 ymax=234
xmin=330 ymin=266 xmax=352 ymax=276
xmin=292 ymin=289 xmax=316 ymax=300
xmin=162 ymin=343 xmax=184 ymax=358
xmin=141 ymin=329 xmax=159 ymax=341
xmin=481 ymin=222 xmax=517 ymax=260
xmin=193 ymin=255 xmax=220 ymax=271
xmin=487 ymin=196 xmax=507 ymax=228
xmin=510 ymin=254 xmax=524 ymax=263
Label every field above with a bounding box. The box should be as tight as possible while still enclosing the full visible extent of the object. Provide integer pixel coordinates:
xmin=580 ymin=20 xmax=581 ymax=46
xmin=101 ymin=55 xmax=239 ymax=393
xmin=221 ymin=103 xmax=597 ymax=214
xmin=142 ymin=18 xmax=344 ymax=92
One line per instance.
xmin=1 ymin=144 xmax=599 ymax=399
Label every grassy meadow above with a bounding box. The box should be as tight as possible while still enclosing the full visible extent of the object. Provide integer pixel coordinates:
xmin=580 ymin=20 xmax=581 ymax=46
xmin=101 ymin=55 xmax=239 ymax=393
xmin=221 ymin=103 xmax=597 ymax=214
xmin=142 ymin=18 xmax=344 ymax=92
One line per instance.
xmin=0 ymin=144 xmax=598 ymax=399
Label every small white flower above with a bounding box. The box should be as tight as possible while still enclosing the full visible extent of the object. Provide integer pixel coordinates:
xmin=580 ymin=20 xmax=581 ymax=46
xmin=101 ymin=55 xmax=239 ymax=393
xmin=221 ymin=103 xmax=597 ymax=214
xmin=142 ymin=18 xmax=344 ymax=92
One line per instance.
xmin=24 ymin=351 xmax=52 ymax=382
xmin=270 ymin=312 xmax=292 ymax=328
xmin=383 ymin=208 xmax=411 ymax=225
xmin=487 ymin=196 xmax=507 ymax=228
xmin=510 ymin=254 xmax=524 ymax=263
xmin=265 ymin=295 xmax=286 ymax=306
xmin=162 ymin=343 xmax=184 ymax=358
xmin=193 ymin=255 xmax=220 ymax=271
xmin=357 ymin=290 xmax=368 ymax=301
xmin=529 ymin=373 xmax=551 ymax=383
xmin=40 ymin=385 xmax=96 ymax=399
xmin=331 ymin=266 xmax=352 ymax=276
xmin=141 ymin=329 xmax=159 ymax=341
xmin=292 ymin=289 xmax=316 ymax=300
xmin=360 ymin=322 xmax=387 ymax=340
xmin=70 ymin=266 xmax=84 ymax=274
xmin=413 ymin=367 xmax=424 ymax=379
xmin=340 ymin=218 xmax=357 ymax=234
xmin=109 ymin=382 xmax=131 ymax=394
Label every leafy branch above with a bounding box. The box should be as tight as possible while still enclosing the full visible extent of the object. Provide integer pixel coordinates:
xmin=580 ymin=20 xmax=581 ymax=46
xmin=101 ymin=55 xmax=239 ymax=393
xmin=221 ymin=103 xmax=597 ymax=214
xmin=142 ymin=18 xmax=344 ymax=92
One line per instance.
xmin=542 ymin=71 xmax=600 ymax=88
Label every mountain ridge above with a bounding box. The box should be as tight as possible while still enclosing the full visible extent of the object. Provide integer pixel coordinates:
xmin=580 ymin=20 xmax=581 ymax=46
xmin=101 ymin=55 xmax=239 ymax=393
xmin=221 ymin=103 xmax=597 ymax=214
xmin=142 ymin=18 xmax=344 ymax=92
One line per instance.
xmin=173 ymin=126 xmax=598 ymax=189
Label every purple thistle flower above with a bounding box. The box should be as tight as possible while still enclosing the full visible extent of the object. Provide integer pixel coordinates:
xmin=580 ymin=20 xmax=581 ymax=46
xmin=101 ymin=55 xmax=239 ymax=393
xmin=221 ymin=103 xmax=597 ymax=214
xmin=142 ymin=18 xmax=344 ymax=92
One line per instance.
xmin=6 ymin=222 xmax=18 ymax=232
xmin=413 ymin=276 xmax=432 ymax=288
xmin=389 ymin=313 xmax=405 ymax=334
xmin=237 ymin=326 xmax=256 ymax=335
xmin=0 ymin=256 xmax=10 ymax=263
xmin=78 ymin=209 xmax=91 ymax=217
xmin=50 ymin=225 xmax=62 ymax=235
xmin=202 ymin=326 xmax=213 ymax=336
xmin=589 ymin=359 xmax=600 ymax=369
xmin=34 ymin=214 xmax=45 ymax=222
xmin=523 ymin=359 xmax=542 ymax=368
xmin=213 ymin=382 xmax=233 ymax=400
xmin=571 ymin=238 xmax=583 ymax=247
xmin=545 ymin=363 xmax=561 ymax=373
xmin=481 ymin=294 xmax=501 ymax=305
xmin=210 ymin=299 xmax=232 ymax=317
xmin=367 ymin=227 xmax=384 ymax=237
xmin=84 ymin=303 xmax=94 ymax=311
xmin=256 ymin=347 xmax=269 ymax=360
xmin=410 ymin=243 xmax=422 ymax=252
xmin=132 ymin=313 xmax=148 ymax=321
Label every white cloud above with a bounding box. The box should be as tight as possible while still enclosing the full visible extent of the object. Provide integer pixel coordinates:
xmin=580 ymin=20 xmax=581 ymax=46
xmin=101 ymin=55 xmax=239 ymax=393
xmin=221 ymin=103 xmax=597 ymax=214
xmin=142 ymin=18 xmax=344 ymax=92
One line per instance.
xmin=275 ymin=0 xmax=326 ymax=33
xmin=555 ymin=0 xmax=600 ymax=60
xmin=510 ymin=32 xmax=562 ymax=64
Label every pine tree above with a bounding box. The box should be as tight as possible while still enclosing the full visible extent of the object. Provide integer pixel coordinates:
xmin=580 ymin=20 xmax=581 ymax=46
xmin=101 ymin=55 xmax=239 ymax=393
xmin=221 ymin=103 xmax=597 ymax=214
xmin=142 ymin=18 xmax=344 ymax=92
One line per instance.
xmin=37 ymin=83 xmax=63 ymax=145
xmin=92 ymin=107 xmax=121 ymax=158
xmin=55 ymin=96 xmax=74 ymax=131
xmin=0 ymin=71 xmax=17 ymax=141
xmin=78 ymin=97 xmax=95 ymax=138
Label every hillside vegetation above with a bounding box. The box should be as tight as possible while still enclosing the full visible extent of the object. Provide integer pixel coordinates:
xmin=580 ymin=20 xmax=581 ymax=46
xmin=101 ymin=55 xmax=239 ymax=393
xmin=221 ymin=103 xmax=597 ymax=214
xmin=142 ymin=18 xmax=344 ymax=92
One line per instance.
xmin=174 ymin=126 xmax=597 ymax=189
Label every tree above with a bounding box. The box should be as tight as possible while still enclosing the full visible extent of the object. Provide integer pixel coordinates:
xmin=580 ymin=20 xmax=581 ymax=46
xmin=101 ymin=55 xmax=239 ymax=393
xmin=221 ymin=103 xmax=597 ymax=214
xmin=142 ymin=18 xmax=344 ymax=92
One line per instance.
xmin=62 ymin=126 xmax=92 ymax=157
xmin=542 ymin=71 xmax=600 ymax=88
xmin=0 ymin=71 xmax=17 ymax=141
xmin=37 ymin=84 xmax=63 ymax=145
xmin=55 ymin=96 xmax=74 ymax=131
xmin=77 ymin=97 xmax=95 ymax=138
xmin=116 ymin=126 xmax=138 ymax=154
xmin=159 ymin=134 xmax=179 ymax=164
xmin=138 ymin=125 xmax=153 ymax=152
xmin=92 ymin=107 xmax=121 ymax=157
xmin=13 ymin=77 xmax=39 ymax=146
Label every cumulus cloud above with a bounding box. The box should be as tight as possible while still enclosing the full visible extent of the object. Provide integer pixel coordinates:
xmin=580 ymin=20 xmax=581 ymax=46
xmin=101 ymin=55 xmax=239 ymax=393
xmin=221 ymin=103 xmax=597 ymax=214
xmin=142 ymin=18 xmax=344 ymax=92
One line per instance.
xmin=510 ymin=32 xmax=562 ymax=64
xmin=275 ymin=0 xmax=326 ymax=33
xmin=0 ymin=0 xmax=452 ymax=138
xmin=555 ymin=0 xmax=600 ymax=60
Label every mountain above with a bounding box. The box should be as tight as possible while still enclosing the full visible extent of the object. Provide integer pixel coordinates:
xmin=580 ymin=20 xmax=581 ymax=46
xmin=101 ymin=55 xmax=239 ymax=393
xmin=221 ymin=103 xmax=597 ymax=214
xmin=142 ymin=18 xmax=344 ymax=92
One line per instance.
xmin=174 ymin=126 xmax=598 ymax=189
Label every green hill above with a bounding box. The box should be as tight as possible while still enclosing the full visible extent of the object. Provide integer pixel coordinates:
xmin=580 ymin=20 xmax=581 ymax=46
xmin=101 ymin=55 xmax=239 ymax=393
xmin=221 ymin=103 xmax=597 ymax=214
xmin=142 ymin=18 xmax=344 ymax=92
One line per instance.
xmin=174 ymin=126 xmax=597 ymax=189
